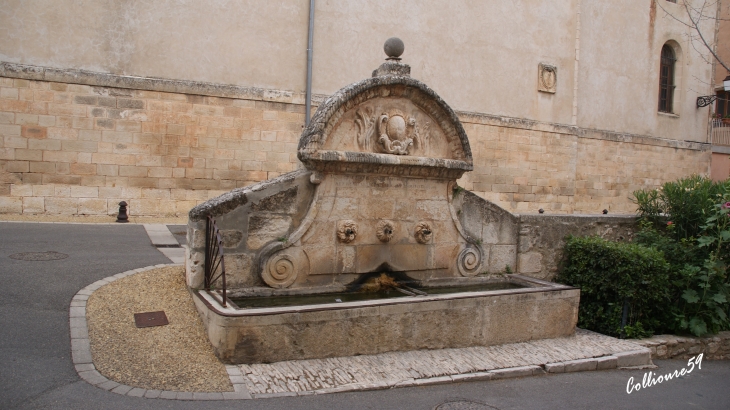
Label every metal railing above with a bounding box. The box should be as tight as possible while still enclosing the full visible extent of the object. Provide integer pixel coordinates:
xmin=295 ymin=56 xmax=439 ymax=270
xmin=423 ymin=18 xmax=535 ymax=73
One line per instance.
xmin=711 ymin=119 xmax=730 ymax=146
xmin=204 ymin=216 xmax=227 ymax=307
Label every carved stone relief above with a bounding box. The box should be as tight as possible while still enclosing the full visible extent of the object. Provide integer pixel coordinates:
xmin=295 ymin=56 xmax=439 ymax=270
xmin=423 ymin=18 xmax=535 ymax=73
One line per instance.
xmin=457 ymin=246 xmax=482 ymax=277
xmin=337 ymin=220 xmax=358 ymax=243
xmin=376 ymin=220 xmax=395 ymax=242
xmin=538 ymin=63 xmax=557 ymax=93
xmin=344 ymin=100 xmax=440 ymax=158
xmin=377 ymin=110 xmax=414 ymax=155
xmin=414 ymin=222 xmax=433 ymax=244
xmin=262 ymin=253 xmax=298 ymax=288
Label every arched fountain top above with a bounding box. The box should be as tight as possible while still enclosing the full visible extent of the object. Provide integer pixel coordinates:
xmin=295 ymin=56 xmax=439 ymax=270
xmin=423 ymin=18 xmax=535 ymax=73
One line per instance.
xmin=298 ymin=43 xmax=473 ymax=180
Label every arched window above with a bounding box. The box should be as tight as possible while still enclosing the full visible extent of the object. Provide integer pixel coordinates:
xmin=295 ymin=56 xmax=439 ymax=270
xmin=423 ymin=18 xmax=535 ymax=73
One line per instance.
xmin=659 ymin=44 xmax=676 ymax=113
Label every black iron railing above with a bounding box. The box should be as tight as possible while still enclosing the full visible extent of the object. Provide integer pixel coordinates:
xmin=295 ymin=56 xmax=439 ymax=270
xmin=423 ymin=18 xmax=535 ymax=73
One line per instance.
xmin=204 ymin=216 xmax=227 ymax=307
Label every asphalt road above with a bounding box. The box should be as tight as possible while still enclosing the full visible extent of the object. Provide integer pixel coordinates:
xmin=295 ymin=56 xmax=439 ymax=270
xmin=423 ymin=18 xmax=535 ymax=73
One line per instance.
xmin=1 ymin=222 xmax=728 ymax=410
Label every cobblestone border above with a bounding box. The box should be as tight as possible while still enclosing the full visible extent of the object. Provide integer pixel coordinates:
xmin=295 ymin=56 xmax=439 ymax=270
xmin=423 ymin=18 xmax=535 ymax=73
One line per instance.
xmin=69 ymin=263 xmax=252 ymax=400
xmin=637 ymin=332 xmax=730 ymax=360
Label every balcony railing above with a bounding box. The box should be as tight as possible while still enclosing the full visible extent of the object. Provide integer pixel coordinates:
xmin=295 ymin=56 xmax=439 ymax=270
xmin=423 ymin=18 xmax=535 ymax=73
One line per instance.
xmin=711 ymin=119 xmax=730 ymax=146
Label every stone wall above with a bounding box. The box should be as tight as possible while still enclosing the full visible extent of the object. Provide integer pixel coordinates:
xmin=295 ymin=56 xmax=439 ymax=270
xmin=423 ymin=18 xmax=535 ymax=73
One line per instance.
xmin=636 ymin=332 xmax=730 ymax=360
xmin=516 ymin=215 xmax=638 ymax=281
xmin=0 ymin=69 xmax=711 ymax=217
xmin=0 ymin=76 xmax=305 ymax=216
xmin=458 ymin=114 xmax=710 ymax=215
xmin=0 ymin=1 xmax=716 ymax=142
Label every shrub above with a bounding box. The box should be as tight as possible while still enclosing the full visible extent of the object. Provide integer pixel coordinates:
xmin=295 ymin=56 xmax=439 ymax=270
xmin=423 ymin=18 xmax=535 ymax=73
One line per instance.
xmin=632 ymin=175 xmax=728 ymax=241
xmin=630 ymin=176 xmax=730 ymax=336
xmin=558 ymin=236 xmax=671 ymax=338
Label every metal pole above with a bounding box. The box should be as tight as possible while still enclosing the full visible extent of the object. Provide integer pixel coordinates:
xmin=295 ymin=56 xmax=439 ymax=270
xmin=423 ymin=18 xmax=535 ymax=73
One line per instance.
xmin=305 ymin=0 xmax=315 ymax=127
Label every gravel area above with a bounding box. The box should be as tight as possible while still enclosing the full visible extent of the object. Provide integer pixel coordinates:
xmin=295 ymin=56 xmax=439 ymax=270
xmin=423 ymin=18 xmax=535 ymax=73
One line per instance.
xmin=0 ymin=214 xmax=187 ymax=224
xmin=86 ymin=266 xmax=232 ymax=392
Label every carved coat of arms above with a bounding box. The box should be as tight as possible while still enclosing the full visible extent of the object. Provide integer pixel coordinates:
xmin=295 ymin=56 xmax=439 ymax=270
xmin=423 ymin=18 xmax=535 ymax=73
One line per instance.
xmin=355 ymin=107 xmax=429 ymax=156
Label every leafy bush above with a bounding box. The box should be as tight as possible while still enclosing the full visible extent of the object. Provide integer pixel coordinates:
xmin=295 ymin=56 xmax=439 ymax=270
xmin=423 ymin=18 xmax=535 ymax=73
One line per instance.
xmin=558 ymin=236 xmax=671 ymax=338
xmin=633 ymin=175 xmax=727 ymax=241
xmin=630 ymin=176 xmax=730 ymax=336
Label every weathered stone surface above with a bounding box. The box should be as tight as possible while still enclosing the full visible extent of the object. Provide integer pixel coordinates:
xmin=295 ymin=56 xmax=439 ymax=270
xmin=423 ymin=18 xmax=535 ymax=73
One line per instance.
xmin=516 ymin=214 xmax=637 ymax=281
xmin=518 ymin=252 xmax=543 ymax=274
xmin=246 ymin=215 xmax=291 ymax=250
xmin=250 ymin=186 xmax=297 ymax=213
xmin=636 ymin=331 xmax=730 ymax=360
xmin=220 ymin=230 xmax=243 ymax=248
xmin=232 ymin=328 xmax=646 ymax=394
xmin=489 ymin=245 xmax=517 ymax=274
xmin=196 ymin=283 xmax=579 ymax=364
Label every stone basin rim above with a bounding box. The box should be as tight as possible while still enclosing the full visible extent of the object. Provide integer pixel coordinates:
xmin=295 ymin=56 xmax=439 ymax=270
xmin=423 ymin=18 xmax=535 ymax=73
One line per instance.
xmin=194 ymin=274 xmax=577 ymax=318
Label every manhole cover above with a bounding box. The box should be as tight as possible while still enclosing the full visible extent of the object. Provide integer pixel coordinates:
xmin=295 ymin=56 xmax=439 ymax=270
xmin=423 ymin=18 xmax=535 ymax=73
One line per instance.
xmin=8 ymin=251 xmax=69 ymax=261
xmin=435 ymin=401 xmax=500 ymax=410
xmin=134 ymin=311 xmax=169 ymax=328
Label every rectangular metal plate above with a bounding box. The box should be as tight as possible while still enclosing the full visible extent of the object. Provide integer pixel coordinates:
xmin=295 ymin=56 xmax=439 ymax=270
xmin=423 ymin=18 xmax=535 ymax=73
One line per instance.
xmin=134 ymin=311 xmax=169 ymax=328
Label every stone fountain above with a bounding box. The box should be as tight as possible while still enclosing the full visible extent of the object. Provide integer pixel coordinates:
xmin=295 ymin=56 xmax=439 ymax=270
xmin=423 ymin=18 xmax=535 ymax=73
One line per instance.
xmin=186 ymin=40 xmax=579 ymax=364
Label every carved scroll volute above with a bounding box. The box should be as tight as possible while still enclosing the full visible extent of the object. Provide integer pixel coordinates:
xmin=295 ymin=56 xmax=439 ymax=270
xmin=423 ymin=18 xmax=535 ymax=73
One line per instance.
xmin=457 ymin=246 xmax=482 ymax=277
xmin=263 ymin=254 xmax=298 ymax=288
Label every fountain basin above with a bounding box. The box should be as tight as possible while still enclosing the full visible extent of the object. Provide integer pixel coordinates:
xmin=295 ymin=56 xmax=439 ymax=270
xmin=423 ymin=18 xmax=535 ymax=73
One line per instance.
xmin=192 ymin=274 xmax=579 ymax=364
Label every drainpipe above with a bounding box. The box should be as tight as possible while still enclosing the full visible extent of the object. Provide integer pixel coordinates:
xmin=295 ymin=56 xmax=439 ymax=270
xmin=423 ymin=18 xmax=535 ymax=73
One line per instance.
xmin=305 ymin=0 xmax=315 ymax=127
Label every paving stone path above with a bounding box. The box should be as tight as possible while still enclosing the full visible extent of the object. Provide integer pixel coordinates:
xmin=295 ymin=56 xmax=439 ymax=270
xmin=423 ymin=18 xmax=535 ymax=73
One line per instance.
xmin=239 ymin=329 xmax=646 ymax=397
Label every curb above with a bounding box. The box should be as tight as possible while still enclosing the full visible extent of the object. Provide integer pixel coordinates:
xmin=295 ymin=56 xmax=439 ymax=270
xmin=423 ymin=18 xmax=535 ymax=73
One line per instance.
xmin=70 ymin=265 xmax=653 ymax=401
xmin=69 ymin=263 xmax=253 ymax=401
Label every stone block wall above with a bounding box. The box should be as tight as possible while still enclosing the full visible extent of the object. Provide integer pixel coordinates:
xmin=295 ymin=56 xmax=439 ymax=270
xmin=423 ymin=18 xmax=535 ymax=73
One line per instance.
xmin=636 ymin=332 xmax=730 ymax=360
xmin=516 ymin=214 xmax=637 ymax=281
xmin=457 ymin=113 xmax=710 ymax=215
xmin=0 ymin=67 xmax=712 ymax=217
xmin=0 ymin=76 xmax=304 ymax=216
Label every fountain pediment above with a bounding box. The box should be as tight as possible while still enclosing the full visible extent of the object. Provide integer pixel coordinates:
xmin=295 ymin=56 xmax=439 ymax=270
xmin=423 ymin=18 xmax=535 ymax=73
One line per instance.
xmin=298 ymin=65 xmax=473 ymax=179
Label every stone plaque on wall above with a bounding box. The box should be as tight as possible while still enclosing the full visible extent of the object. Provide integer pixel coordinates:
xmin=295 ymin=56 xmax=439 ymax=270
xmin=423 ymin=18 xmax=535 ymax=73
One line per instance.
xmin=538 ymin=63 xmax=557 ymax=93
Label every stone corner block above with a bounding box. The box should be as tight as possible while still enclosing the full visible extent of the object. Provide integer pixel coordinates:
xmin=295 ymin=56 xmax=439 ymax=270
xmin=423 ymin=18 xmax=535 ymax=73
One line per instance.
xmin=490 ymin=365 xmax=541 ymax=380
xmin=562 ymin=358 xmax=598 ymax=373
xmin=223 ymin=391 xmax=253 ymax=400
xmin=544 ymin=362 xmax=565 ymax=373
xmin=126 ymin=388 xmax=147 ymax=397
xmin=192 ymin=392 xmax=224 ymax=401
xmin=451 ymin=372 xmax=493 ymax=382
xmin=175 ymin=392 xmax=194 ymax=400
xmin=111 ymin=385 xmax=134 ymax=395
xmin=412 ymin=376 xmax=453 ymax=386
xmin=615 ymin=349 xmax=652 ymax=368
xmin=596 ymin=355 xmax=618 ymax=370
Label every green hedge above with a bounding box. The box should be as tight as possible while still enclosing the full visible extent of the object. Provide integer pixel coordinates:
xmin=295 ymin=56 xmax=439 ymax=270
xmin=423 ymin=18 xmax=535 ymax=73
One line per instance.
xmin=558 ymin=236 xmax=671 ymax=338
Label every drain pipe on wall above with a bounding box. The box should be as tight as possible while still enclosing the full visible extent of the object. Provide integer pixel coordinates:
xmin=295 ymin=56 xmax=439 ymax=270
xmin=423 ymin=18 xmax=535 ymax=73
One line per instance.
xmin=305 ymin=0 xmax=315 ymax=126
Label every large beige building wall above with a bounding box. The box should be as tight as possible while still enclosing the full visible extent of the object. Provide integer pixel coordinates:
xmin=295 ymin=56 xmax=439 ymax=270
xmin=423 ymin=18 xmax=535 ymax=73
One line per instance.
xmin=0 ymin=0 xmax=579 ymax=125
xmin=0 ymin=0 xmax=718 ymax=217
xmin=1 ymin=0 xmax=715 ymax=140
xmin=578 ymin=1 xmax=715 ymax=142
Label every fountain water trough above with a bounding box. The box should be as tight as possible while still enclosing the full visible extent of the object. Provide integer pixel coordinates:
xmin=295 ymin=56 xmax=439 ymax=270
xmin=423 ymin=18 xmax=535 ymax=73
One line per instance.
xmin=186 ymin=42 xmax=580 ymax=364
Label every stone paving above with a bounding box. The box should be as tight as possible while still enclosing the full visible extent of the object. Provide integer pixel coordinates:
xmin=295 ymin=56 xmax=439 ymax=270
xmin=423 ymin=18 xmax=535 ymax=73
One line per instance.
xmin=238 ymin=329 xmax=650 ymax=398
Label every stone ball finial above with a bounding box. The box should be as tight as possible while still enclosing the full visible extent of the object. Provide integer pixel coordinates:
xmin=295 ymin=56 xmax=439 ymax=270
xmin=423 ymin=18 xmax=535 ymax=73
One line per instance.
xmin=384 ymin=37 xmax=404 ymax=60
